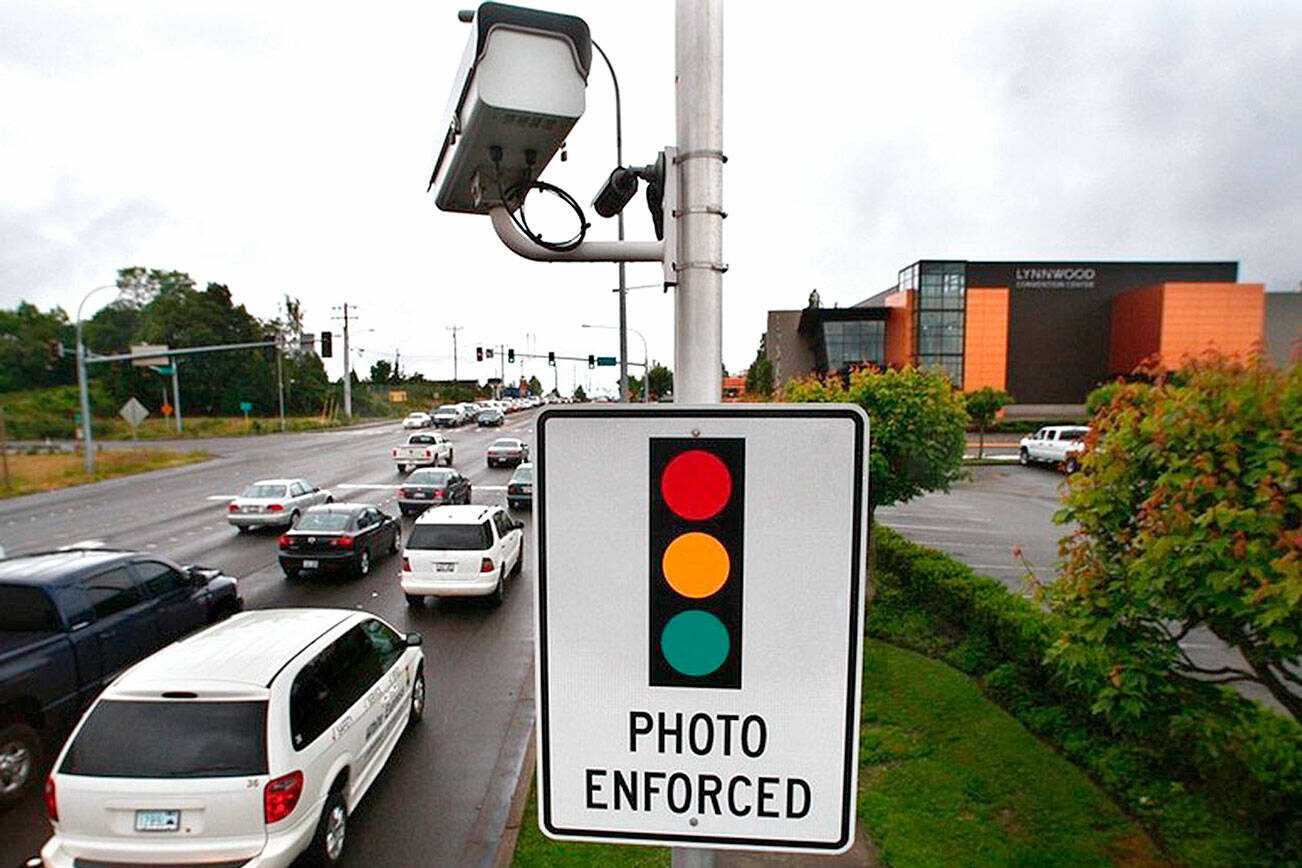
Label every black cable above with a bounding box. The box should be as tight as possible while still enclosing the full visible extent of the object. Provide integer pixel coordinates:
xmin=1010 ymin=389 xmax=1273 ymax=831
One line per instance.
xmin=492 ymin=155 xmax=589 ymax=252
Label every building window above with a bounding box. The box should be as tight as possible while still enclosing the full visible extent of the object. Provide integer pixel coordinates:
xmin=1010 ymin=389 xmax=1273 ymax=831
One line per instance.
xmin=913 ymin=261 xmax=966 ymax=385
xmin=823 ymin=320 xmax=885 ymax=372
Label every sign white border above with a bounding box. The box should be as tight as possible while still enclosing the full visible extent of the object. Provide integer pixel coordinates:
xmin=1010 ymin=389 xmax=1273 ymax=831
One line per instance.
xmin=533 ymin=404 xmax=868 ymax=853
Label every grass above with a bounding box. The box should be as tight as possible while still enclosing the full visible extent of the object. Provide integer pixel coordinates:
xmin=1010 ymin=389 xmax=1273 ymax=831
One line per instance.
xmin=858 ymin=641 xmax=1169 ymax=868
xmin=511 ymin=640 xmax=1165 ymax=867
xmin=98 ymin=415 xmax=353 ymax=440
xmin=0 ymin=449 xmax=209 ymax=498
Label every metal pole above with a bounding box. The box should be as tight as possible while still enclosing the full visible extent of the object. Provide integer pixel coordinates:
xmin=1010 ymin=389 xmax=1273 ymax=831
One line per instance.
xmin=0 ymin=405 xmax=10 ymax=491
xmin=171 ymin=362 xmax=182 ymax=433
xmin=592 ymin=41 xmax=629 ymax=403
xmin=674 ymin=0 xmax=725 ymax=406
xmin=673 ymin=1 xmax=722 ymax=862
xmin=75 ymin=284 xmax=118 ymax=474
xmin=277 ymin=344 xmax=286 ymax=431
xmin=342 ymin=304 xmax=352 ymax=418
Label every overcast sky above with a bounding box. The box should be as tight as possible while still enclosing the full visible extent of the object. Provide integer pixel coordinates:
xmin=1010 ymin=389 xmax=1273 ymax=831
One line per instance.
xmin=3 ymin=0 xmax=1299 ymax=395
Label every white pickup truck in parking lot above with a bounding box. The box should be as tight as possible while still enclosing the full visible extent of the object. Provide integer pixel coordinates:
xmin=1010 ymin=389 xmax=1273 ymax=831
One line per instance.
xmin=1019 ymin=425 xmax=1090 ymax=473
xmin=392 ymin=432 xmax=453 ymax=473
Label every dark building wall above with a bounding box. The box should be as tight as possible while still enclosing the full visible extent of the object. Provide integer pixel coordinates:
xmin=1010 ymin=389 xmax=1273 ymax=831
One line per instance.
xmin=766 ymin=310 xmax=814 ymax=386
xmin=967 ymin=261 xmax=1238 ymax=403
xmin=1265 ymin=293 xmax=1302 ymax=367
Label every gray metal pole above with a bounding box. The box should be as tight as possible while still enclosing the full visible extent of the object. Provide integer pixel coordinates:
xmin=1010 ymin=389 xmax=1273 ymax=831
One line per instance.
xmin=76 ymin=322 xmax=94 ymax=473
xmin=342 ymin=304 xmax=352 ymax=418
xmin=674 ymin=0 xmax=725 ymax=406
xmin=171 ymin=363 xmax=182 ymax=433
xmin=277 ymin=344 xmax=286 ymax=431
xmin=592 ymin=41 xmax=629 ymax=403
xmin=672 ymin=0 xmax=723 ymax=859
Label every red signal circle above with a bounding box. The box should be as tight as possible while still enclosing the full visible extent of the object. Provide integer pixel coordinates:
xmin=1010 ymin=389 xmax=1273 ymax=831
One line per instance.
xmin=660 ymin=449 xmax=732 ymax=520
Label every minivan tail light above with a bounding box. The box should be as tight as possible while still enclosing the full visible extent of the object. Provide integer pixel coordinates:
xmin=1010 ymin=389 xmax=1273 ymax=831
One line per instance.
xmin=44 ymin=775 xmax=57 ymax=822
xmin=480 ymin=557 xmax=495 ymax=573
xmin=264 ymin=770 xmax=303 ymax=824
xmin=402 ymin=556 xmax=411 ymax=572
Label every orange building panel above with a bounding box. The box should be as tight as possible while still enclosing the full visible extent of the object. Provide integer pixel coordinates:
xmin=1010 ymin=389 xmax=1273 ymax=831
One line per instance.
xmin=962 ymin=288 xmax=1009 ymax=392
xmin=885 ymin=291 xmax=913 ymax=367
xmin=1159 ymin=283 xmax=1264 ymax=365
xmin=1109 ymin=285 xmax=1164 ymax=376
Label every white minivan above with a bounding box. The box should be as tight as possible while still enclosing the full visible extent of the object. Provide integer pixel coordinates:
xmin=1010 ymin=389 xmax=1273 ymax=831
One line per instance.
xmin=401 ymin=505 xmax=524 ymax=608
xmin=41 ymin=609 xmax=425 ymax=868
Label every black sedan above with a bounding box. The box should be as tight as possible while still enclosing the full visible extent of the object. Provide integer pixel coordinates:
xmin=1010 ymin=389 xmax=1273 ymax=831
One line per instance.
xmin=398 ymin=467 xmax=473 ymax=516
xmin=278 ymin=503 xmax=400 ymax=579
xmin=477 ymin=408 xmax=505 ymax=427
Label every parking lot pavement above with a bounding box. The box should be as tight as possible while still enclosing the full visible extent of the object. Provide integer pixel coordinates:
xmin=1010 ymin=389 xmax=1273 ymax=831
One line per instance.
xmin=878 ymin=463 xmax=1066 ymax=596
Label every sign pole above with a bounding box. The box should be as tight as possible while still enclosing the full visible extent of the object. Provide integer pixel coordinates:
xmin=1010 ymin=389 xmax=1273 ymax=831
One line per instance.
xmin=171 ymin=361 xmax=182 ymax=433
xmin=674 ymin=0 xmax=724 ymax=863
xmin=277 ymin=342 xmax=287 ymax=431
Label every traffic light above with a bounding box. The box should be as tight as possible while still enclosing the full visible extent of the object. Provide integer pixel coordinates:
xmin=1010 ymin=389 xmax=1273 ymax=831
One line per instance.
xmin=476 ymin=346 xmax=484 ymax=362
xmin=319 ymin=331 xmax=333 ymax=357
xmin=587 ymin=354 xmax=595 ymax=369
xmin=508 ymin=348 xmax=515 ymax=364
xmin=645 ymin=150 xmax=667 ymax=241
xmin=648 ymin=438 xmax=745 ymax=689
xmin=548 ymin=351 xmax=555 ymax=366
xmin=486 ymin=348 xmax=494 ymax=359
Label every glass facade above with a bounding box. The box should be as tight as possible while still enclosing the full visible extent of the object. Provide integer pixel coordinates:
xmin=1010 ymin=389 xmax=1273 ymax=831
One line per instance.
xmin=904 ymin=261 xmax=966 ymax=384
xmin=822 ymin=320 xmax=885 ymax=372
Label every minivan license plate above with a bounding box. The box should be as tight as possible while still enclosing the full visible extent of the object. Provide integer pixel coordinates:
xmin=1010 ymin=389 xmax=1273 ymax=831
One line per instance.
xmin=436 ymin=562 xmax=455 ymax=572
xmin=135 ymin=809 xmax=179 ymax=832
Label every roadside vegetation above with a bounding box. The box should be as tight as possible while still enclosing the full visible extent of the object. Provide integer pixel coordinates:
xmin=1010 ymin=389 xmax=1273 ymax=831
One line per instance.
xmin=0 ymin=449 xmax=209 ymax=498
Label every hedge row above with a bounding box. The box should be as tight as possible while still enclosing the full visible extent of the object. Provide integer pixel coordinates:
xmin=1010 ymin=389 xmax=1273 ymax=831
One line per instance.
xmin=868 ymin=525 xmax=1302 ymax=867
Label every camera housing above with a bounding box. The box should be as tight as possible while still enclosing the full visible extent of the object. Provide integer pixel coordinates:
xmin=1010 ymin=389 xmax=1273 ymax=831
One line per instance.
xmin=428 ymin=2 xmax=591 ymax=214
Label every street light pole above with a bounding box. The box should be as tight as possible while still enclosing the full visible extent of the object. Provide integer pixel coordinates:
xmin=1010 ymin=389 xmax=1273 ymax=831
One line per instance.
xmin=75 ymin=284 xmax=120 ymax=474
xmin=592 ymin=40 xmax=630 ymax=403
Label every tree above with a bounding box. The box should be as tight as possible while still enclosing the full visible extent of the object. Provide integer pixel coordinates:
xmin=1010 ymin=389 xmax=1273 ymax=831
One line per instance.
xmin=573 ymin=384 xmax=588 ymax=402
xmin=1044 ymin=353 xmax=1302 ymax=723
xmin=646 ymin=362 xmax=673 ymax=401
xmin=370 ymin=359 xmax=394 ymax=384
xmin=782 ymin=365 xmax=968 ymax=525
xmin=528 ymin=375 xmax=543 ymax=396
xmin=964 ymin=386 xmax=1013 ymax=458
xmin=745 ymin=334 xmax=774 ymax=397
xmin=0 ymin=302 xmax=75 ymax=391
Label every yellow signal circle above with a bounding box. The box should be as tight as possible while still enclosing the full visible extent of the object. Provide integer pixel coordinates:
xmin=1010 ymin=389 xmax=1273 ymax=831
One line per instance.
xmin=662 ymin=532 xmax=730 ymax=599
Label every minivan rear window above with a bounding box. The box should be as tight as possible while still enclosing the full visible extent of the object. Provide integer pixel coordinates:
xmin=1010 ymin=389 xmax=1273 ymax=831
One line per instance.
xmin=61 ymin=700 xmax=268 ymax=778
xmin=407 ymin=523 xmax=491 ymax=550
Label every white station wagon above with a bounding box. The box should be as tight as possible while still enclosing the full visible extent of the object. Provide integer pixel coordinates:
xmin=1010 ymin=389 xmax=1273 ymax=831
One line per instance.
xmin=401 ymin=505 xmax=523 ymax=608
xmin=41 ymin=609 xmax=425 ymax=868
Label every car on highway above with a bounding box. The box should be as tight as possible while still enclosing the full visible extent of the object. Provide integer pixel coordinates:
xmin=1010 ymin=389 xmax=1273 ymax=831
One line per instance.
xmin=431 ymin=404 xmax=463 ymax=427
xmin=0 ymin=549 xmax=241 ymax=805
xmin=506 ymin=463 xmax=532 ymax=510
xmin=278 ymin=503 xmax=401 ymax=580
xmin=397 ymin=468 xmax=472 ymax=516
xmin=402 ymin=411 xmax=432 ymax=429
xmin=40 ymin=609 xmax=424 ymax=868
xmin=400 ymin=505 xmax=523 ymax=608
xmin=485 ymin=437 xmax=529 ymax=468
xmin=1019 ymin=425 xmax=1091 ymax=473
xmin=228 ymin=478 xmax=333 ymax=532
xmin=392 ymin=431 xmax=453 ymax=473
xmin=476 ymin=407 xmax=505 ymax=427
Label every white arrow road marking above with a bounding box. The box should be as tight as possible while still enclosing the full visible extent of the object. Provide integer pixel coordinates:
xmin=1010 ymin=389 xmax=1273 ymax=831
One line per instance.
xmin=476 ymin=485 xmax=507 ymax=492
xmin=59 ymin=539 xmax=106 ymax=550
xmin=206 ymin=495 xmax=237 ymax=501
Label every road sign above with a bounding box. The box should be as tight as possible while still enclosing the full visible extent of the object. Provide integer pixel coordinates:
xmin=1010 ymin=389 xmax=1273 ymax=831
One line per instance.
xmin=534 ymin=405 xmax=868 ymax=853
xmin=131 ymin=344 xmax=170 ymax=367
xmin=596 ymin=356 xmax=617 ymax=367
xmin=118 ymin=398 xmax=149 ymax=429
xmin=239 ymin=401 xmax=253 ymax=413
xmin=150 ymin=365 xmax=175 ymax=376
xmin=161 ymin=402 xmax=173 ymax=418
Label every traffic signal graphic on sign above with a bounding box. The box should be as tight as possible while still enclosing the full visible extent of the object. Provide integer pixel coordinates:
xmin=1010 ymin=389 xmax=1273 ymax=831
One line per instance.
xmin=648 ymin=437 xmax=744 ymax=689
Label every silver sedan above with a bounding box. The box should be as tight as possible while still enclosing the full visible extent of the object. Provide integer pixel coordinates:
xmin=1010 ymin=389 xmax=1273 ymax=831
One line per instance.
xmin=227 ymin=477 xmax=333 ymax=531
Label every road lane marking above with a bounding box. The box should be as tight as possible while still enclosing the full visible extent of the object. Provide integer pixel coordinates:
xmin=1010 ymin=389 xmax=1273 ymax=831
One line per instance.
xmin=206 ymin=495 xmax=237 ymax=501
xmin=338 ymin=483 xmax=403 ymax=490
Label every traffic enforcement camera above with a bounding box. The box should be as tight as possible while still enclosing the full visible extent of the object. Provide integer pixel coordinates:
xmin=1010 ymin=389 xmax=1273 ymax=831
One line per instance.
xmin=427 ymin=3 xmax=591 ymax=214
xmin=649 ymin=439 xmax=745 ymax=688
xmin=319 ymin=331 xmax=333 ymax=358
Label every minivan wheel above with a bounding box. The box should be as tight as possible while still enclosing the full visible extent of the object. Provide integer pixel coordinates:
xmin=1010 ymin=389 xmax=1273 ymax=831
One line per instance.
xmin=486 ymin=571 xmax=504 ymax=608
xmin=0 ymin=723 xmax=41 ymax=806
xmin=307 ymin=791 xmax=347 ymax=866
xmin=1019 ymin=447 xmax=1030 ymax=466
xmin=409 ymin=667 xmax=426 ymax=726
xmin=1065 ymin=457 xmax=1080 ymax=475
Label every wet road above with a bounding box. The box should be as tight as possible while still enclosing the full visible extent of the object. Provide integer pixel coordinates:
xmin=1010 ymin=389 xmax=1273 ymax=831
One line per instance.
xmin=0 ymin=412 xmax=540 ymax=866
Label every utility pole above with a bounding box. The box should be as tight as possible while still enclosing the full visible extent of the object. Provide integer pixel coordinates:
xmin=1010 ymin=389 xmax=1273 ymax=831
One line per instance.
xmin=171 ymin=361 xmax=183 ymax=433
xmin=447 ymin=325 xmax=462 ymax=388
xmin=276 ymin=342 xmax=286 ymax=431
xmin=333 ymin=303 xmax=355 ymax=418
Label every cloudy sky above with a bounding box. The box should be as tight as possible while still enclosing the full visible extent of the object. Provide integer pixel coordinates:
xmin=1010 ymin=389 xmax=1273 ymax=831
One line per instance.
xmin=2 ymin=0 xmax=1299 ymax=394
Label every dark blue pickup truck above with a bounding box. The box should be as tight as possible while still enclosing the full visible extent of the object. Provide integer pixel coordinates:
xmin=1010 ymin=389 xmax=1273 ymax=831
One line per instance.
xmin=0 ymin=549 xmax=242 ymax=805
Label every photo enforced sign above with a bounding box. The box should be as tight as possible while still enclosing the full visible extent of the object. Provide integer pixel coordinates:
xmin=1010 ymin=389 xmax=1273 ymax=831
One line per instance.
xmin=534 ymin=405 xmax=868 ymax=853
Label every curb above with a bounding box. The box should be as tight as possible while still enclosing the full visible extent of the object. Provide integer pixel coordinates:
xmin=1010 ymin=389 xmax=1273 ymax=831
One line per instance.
xmin=494 ymin=723 xmax=537 ymax=868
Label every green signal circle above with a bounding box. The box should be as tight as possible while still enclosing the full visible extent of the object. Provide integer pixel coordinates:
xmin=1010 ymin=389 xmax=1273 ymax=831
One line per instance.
xmin=660 ymin=610 xmax=730 ymax=677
